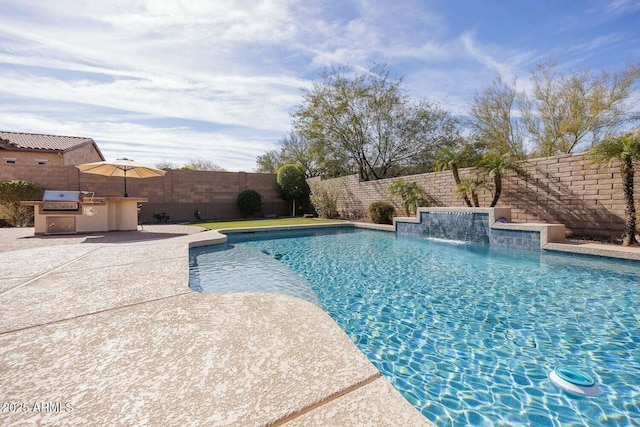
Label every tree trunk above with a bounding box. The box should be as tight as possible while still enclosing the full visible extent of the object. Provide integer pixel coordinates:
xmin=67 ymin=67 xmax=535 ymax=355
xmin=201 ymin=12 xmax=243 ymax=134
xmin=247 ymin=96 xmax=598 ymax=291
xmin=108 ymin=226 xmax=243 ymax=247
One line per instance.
xmin=452 ymin=166 xmax=472 ymax=207
xmin=620 ymin=163 xmax=638 ymax=246
xmin=471 ymin=192 xmax=479 ymax=207
xmin=490 ymin=172 xmax=502 ymax=207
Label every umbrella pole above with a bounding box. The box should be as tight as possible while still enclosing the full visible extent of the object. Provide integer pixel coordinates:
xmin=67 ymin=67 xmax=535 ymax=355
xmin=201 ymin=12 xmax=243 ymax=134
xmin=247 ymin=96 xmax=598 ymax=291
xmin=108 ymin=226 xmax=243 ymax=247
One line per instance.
xmin=124 ymin=169 xmax=128 ymax=197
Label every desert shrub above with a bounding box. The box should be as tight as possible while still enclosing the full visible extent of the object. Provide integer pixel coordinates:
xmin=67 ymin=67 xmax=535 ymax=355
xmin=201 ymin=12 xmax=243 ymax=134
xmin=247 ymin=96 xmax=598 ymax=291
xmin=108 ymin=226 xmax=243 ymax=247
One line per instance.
xmin=368 ymin=201 xmax=395 ymax=224
xmin=237 ymin=189 xmax=262 ymax=217
xmin=310 ymin=180 xmax=342 ymax=219
xmin=0 ymin=180 xmax=43 ymax=227
xmin=152 ymin=212 xmax=171 ymax=223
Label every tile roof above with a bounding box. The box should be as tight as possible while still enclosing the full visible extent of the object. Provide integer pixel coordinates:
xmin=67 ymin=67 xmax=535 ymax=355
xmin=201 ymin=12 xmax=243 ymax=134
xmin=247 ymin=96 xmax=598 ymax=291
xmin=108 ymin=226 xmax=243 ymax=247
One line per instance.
xmin=0 ymin=131 xmax=96 ymax=152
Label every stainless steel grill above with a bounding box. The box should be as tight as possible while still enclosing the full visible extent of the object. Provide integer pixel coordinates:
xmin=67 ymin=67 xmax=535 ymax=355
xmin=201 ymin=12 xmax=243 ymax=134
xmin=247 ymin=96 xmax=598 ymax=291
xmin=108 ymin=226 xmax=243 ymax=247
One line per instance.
xmin=41 ymin=190 xmax=81 ymax=211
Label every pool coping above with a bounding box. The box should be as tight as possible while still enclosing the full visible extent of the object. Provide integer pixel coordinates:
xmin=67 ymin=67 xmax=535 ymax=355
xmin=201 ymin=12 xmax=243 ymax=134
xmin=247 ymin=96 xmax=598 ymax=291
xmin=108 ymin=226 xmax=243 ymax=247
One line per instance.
xmin=543 ymin=240 xmax=640 ymax=261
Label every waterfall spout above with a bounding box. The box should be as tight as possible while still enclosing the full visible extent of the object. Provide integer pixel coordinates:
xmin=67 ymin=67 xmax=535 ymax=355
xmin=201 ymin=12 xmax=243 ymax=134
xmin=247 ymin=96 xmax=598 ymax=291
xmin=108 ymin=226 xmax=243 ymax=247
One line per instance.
xmin=395 ymin=207 xmax=562 ymax=250
xmin=428 ymin=211 xmax=474 ymax=242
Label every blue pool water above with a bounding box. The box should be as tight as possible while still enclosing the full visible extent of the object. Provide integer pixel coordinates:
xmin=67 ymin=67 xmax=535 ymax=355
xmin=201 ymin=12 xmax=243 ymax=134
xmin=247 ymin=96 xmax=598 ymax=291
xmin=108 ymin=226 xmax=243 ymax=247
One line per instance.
xmin=189 ymin=228 xmax=640 ymax=426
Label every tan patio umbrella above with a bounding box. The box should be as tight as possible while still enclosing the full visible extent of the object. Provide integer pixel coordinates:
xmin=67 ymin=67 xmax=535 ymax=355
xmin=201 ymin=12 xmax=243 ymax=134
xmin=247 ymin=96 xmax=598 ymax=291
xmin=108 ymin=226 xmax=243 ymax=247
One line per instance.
xmin=77 ymin=158 xmax=166 ymax=197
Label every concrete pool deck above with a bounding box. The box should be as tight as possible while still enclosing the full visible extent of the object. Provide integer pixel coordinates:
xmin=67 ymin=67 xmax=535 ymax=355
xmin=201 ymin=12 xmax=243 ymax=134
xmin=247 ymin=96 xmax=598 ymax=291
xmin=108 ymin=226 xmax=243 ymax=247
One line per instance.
xmin=1 ymin=224 xmax=639 ymax=426
xmin=0 ymin=225 xmax=432 ymax=426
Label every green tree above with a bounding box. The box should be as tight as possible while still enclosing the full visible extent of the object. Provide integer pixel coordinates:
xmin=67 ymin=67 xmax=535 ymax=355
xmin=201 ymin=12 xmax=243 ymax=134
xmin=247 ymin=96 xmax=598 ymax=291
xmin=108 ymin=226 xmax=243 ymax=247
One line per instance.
xmin=276 ymin=164 xmax=309 ymax=216
xmin=156 ymin=160 xmax=176 ymax=170
xmin=469 ymin=76 xmax=525 ymax=157
xmin=0 ymin=180 xmax=43 ymax=227
xmin=256 ymin=131 xmax=326 ymax=177
xmin=522 ymin=62 xmax=640 ymax=156
xmin=182 ymin=157 xmax=225 ymax=171
xmin=453 ymin=175 xmax=486 ymax=207
xmin=255 ymin=150 xmax=281 ymax=174
xmin=477 ymin=151 xmax=527 ymax=207
xmin=294 ymin=64 xmax=457 ymax=181
xmin=587 ymin=130 xmax=640 ymax=246
xmin=434 ymin=143 xmax=481 ymax=207
xmin=388 ymin=179 xmax=429 ymax=216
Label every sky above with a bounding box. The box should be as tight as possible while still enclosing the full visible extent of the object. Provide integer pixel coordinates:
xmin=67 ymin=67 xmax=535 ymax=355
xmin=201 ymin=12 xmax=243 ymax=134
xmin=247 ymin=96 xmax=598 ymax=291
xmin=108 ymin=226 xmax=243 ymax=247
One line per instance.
xmin=1 ymin=0 xmax=639 ymax=171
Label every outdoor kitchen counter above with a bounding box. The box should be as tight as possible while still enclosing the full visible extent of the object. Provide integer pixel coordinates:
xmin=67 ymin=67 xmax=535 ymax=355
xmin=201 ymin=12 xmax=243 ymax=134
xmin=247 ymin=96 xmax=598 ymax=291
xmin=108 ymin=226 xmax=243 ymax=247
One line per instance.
xmin=103 ymin=197 xmax=147 ymax=232
xmin=25 ymin=197 xmax=147 ymax=234
xmin=92 ymin=196 xmax=148 ymax=202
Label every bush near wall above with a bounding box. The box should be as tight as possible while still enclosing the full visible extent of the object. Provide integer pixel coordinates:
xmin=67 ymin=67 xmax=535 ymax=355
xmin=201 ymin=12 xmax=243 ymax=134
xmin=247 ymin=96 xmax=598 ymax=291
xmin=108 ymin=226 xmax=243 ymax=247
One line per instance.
xmin=237 ymin=190 xmax=262 ymax=217
xmin=368 ymin=201 xmax=395 ymax=225
xmin=0 ymin=180 xmax=43 ymax=227
xmin=309 ymin=180 xmax=342 ymax=219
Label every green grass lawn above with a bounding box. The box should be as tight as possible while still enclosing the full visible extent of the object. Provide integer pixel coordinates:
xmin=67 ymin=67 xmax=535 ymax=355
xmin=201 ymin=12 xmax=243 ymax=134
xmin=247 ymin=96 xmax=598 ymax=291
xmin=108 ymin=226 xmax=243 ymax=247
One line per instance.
xmin=189 ymin=217 xmax=346 ymax=230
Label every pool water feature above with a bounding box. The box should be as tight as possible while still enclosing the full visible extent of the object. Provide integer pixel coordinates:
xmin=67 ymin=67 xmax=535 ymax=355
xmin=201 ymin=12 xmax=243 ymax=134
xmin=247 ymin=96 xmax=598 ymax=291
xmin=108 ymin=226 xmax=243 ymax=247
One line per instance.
xmin=427 ymin=211 xmax=476 ymax=242
xmin=189 ymin=228 xmax=640 ymax=426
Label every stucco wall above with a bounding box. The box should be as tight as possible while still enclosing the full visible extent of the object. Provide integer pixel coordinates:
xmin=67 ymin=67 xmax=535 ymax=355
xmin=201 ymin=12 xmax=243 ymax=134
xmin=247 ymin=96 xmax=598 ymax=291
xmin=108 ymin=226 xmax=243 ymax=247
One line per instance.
xmin=1 ymin=143 xmax=103 ymax=166
xmin=312 ymin=152 xmax=636 ymax=239
xmin=0 ymin=165 xmax=289 ymax=223
xmin=62 ymin=144 xmax=104 ymax=165
xmin=1 ymin=151 xmax=63 ymax=166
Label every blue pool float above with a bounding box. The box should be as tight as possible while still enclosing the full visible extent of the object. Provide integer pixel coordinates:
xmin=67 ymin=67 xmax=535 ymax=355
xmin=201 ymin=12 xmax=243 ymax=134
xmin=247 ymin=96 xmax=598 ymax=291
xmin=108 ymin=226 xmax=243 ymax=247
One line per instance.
xmin=549 ymin=366 xmax=602 ymax=397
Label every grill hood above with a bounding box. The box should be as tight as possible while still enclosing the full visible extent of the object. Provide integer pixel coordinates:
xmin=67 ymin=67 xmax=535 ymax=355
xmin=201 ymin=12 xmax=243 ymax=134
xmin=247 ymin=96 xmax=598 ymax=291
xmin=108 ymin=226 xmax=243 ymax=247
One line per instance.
xmin=42 ymin=190 xmax=81 ymax=202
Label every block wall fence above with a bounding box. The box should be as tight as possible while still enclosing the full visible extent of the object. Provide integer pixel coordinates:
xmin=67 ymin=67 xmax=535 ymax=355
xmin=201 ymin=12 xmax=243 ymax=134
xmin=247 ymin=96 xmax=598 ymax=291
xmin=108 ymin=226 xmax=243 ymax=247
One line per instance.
xmin=2 ymin=151 xmax=637 ymax=238
xmin=310 ymin=152 xmax=638 ymax=239
xmin=0 ymin=165 xmax=290 ymax=223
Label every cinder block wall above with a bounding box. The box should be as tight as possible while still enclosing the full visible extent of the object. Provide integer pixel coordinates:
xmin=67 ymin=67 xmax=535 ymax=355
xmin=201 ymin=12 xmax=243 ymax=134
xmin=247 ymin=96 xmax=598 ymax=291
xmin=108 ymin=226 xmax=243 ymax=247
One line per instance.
xmin=313 ymin=152 xmax=636 ymax=239
xmin=2 ymin=151 xmax=637 ymax=238
xmin=0 ymin=165 xmax=289 ymax=223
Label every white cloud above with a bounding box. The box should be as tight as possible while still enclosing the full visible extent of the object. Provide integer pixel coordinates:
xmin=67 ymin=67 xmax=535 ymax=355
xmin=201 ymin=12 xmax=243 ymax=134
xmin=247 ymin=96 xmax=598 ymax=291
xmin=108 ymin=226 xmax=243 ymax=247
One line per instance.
xmin=607 ymin=0 xmax=640 ymax=15
xmin=0 ymin=111 xmax=276 ymax=170
xmin=460 ymin=32 xmax=516 ymax=80
xmin=0 ymin=71 xmax=299 ymax=132
xmin=0 ymin=0 xmax=637 ymax=172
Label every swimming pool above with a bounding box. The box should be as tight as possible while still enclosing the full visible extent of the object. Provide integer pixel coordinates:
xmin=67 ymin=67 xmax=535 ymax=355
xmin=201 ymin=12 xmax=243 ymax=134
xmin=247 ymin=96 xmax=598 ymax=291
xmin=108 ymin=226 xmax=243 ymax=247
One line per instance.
xmin=189 ymin=228 xmax=640 ymax=426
